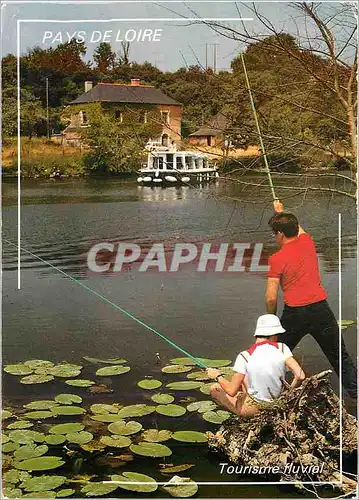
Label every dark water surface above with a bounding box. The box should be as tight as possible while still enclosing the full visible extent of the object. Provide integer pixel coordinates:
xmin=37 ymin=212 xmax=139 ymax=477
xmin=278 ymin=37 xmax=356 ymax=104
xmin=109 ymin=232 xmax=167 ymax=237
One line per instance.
xmin=2 ymin=176 xmax=357 ymax=498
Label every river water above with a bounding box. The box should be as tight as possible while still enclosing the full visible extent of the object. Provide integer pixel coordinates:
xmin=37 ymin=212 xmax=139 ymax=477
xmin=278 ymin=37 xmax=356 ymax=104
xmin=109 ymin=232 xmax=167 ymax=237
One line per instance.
xmin=2 ymin=176 xmax=357 ymax=498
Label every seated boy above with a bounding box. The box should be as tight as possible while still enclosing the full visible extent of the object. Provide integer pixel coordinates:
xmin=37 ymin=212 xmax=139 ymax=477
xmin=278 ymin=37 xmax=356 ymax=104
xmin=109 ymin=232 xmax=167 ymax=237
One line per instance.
xmin=207 ymin=314 xmax=305 ymax=417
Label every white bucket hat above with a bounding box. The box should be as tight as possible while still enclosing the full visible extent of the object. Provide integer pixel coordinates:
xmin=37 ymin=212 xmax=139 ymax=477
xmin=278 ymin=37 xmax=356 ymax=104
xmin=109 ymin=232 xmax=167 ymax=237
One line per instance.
xmin=254 ymin=314 xmax=286 ymax=337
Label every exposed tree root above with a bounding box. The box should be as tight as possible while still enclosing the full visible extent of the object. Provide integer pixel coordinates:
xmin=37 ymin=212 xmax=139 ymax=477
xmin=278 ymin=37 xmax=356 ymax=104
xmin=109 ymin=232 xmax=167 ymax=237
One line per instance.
xmin=207 ymin=371 xmax=357 ymax=497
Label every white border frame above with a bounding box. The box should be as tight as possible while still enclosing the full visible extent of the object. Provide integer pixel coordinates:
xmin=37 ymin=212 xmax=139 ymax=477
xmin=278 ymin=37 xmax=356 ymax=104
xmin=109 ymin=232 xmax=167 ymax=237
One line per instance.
xmin=10 ymin=3 xmax=345 ymax=487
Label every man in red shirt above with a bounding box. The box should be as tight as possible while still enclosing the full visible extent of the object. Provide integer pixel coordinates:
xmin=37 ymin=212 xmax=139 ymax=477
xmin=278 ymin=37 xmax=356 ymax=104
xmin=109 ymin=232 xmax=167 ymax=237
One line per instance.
xmin=266 ymin=200 xmax=357 ymax=398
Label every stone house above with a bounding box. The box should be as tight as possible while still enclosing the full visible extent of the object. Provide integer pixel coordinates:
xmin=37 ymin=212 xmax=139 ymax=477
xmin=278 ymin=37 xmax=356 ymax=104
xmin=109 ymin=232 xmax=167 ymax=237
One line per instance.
xmin=188 ymin=111 xmax=228 ymax=147
xmin=62 ymin=80 xmax=182 ymax=147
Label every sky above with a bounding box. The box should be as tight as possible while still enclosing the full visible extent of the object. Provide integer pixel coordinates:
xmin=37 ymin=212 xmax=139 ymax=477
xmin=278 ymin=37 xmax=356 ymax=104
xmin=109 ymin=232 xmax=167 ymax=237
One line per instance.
xmin=0 ymin=1 xmax=354 ymax=72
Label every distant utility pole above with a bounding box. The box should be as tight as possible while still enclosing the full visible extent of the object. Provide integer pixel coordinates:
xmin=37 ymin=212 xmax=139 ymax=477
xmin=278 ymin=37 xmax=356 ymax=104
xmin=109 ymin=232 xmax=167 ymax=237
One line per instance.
xmin=46 ymin=77 xmax=50 ymax=139
xmin=213 ymin=44 xmax=218 ymax=74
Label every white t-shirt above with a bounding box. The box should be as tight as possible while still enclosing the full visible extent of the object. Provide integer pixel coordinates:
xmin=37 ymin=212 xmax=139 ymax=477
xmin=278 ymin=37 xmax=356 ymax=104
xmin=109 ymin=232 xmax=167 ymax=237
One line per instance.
xmin=233 ymin=342 xmax=293 ymax=402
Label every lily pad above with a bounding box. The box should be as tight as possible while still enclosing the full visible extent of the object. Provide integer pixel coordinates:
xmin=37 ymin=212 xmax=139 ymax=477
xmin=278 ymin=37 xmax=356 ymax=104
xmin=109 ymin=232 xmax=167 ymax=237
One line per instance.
xmin=2 ymin=433 xmax=10 ymax=443
xmin=24 ymin=411 xmax=54 ymax=420
xmin=111 ymin=472 xmax=158 ymax=492
xmin=170 ymin=358 xmax=198 ymax=366
xmin=3 ymin=441 xmax=20 ymax=452
xmin=160 ymin=464 xmax=195 ymax=474
xmin=20 ymin=375 xmax=54 ymax=385
xmin=3 ymin=470 xmax=32 ymax=484
xmin=338 ymin=320 xmax=355 ymax=326
xmin=166 ymin=381 xmax=203 ymax=391
xmin=55 ymin=394 xmax=82 ymax=405
xmin=151 ymin=393 xmax=175 ymax=405
xmin=14 ymin=456 xmax=65 ymax=471
xmin=137 ymin=379 xmax=162 ymax=390
xmin=90 ymin=404 xmax=120 ymax=414
xmin=3 ymin=488 xmax=23 ymax=498
xmin=156 ymin=404 xmax=186 ymax=417
xmin=49 ymin=365 xmax=82 ymax=378
xmin=14 ymin=444 xmax=49 ymax=461
xmin=24 ymin=401 xmax=58 ymax=410
xmin=83 ymin=356 xmax=127 ymax=364
xmin=162 ymin=476 xmax=198 ymax=497
xmin=7 ymin=421 xmax=34 ymax=430
xmin=187 ymin=401 xmax=217 ymax=413
xmin=9 ymin=430 xmax=46 ymax=444
xmin=4 ymin=364 xmax=34 ymax=376
xmin=65 ymin=431 xmax=93 ymax=445
xmin=80 ymin=439 xmax=107 ymax=452
xmin=117 ymin=404 xmax=156 ymax=418
xmin=199 ymin=383 xmax=213 ymax=395
xmin=108 ymin=420 xmax=142 ymax=436
xmin=142 ymin=429 xmax=173 ymax=442
xmin=130 ymin=442 xmax=172 ymax=458
xmin=202 ymin=410 xmax=231 ymax=424
xmin=49 ymin=423 xmax=84 ymax=435
xmin=56 ymin=489 xmax=75 ymax=497
xmin=187 ymin=371 xmax=211 ymax=381
xmin=162 ymin=365 xmax=193 ymax=374
xmin=99 ymin=435 xmax=131 ymax=448
xmin=81 ymin=482 xmax=118 ymax=497
xmin=172 ymin=431 xmax=207 ymax=443
xmin=2 ymin=410 xmax=13 ymax=419
xmin=23 ymin=492 xmax=56 ymax=498
xmin=45 ymin=435 xmax=66 ymax=445
xmin=51 ymin=406 xmax=85 ymax=416
xmin=96 ymin=365 xmax=130 ymax=376
xmin=24 ymin=360 xmax=54 ymax=370
xmin=200 ymin=359 xmax=232 ymax=368
xmin=90 ymin=414 xmax=125 ymax=423
xmin=65 ymin=379 xmax=95 ymax=387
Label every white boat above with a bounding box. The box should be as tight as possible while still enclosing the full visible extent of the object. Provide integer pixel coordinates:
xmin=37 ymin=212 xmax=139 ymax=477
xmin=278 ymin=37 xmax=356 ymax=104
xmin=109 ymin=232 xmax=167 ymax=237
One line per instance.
xmin=138 ymin=142 xmax=218 ymax=184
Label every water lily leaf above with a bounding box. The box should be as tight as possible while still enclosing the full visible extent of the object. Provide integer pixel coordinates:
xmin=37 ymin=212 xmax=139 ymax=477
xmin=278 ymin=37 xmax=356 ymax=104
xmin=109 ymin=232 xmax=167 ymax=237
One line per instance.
xmin=3 ymin=442 xmax=20 ymax=453
xmin=55 ymin=394 xmax=82 ymax=405
xmin=202 ymin=410 xmax=231 ymax=424
xmin=166 ymin=381 xmax=202 ymax=391
xmin=9 ymin=430 xmax=46 ymax=444
xmin=162 ymin=476 xmax=198 ymax=497
xmin=137 ymin=379 xmax=162 ymax=390
xmin=4 ymin=469 xmax=32 ymax=484
xmin=338 ymin=320 xmax=355 ymax=326
xmin=88 ymin=384 xmax=112 ymax=394
xmin=187 ymin=401 xmax=217 ymax=413
xmin=4 ymin=364 xmax=34 ymax=376
xmin=111 ymin=472 xmax=158 ymax=492
xmin=24 ymin=360 xmax=54 ymax=370
xmin=95 ymin=365 xmax=131 ymax=376
xmin=20 ymin=375 xmax=54 ymax=385
xmin=49 ymin=423 xmax=84 ymax=435
xmin=2 ymin=410 xmax=13 ymax=419
xmin=83 ymin=356 xmax=127 ymax=365
xmin=24 ymin=401 xmax=58 ymax=410
xmin=99 ymin=435 xmax=131 ymax=448
xmin=117 ymin=404 xmax=156 ymax=418
xmin=23 ymin=492 xmax=56 ymax=498
xmin=14 ymin=456 xmax=65 ymax=471
xmin=172 ymin=431 xmax=207 ymax=443
xmin=130 ymin=442 xmax=172 ymax=457
xmin=170 ymin=358 xmax=198 ymax=366
xmin=56 ymin=489 xmax=75 ymax=497
xmin=142 ymin=429 xmax=173 ymax=442
xmin=7 ymin=421 xmax=34 ymax=430
xmin=45 ymin=435 xmax=66 ymax=445
xmin=90 ymin=414 xmax=125 ymax=423
xmin=108 ymin=420 xmax=142 ymax=436
xmin=80 ymin=439 xmax=107 ymax=452
xmin=52 ymin=406 xmax=85 ymax=416
xmin=3 ymin=487 xmax=23 ymax=498
xmin=81 ymin=482 xmax=118 ymax=497
xmin=156 ymin=404 xmax=186 ymax=417
xmin=90 ymin=403 xmax=119 ymax=414
xmin=65 ymin=379 xmax=95 ymax=387
xmin=151 ymin=393 xmax=175 ymax=405
xmin=49 ymin=365 xmax=82 ymax=378
xmin=199 ymin=383 xmax=213 ymax=395
xmin=187 ymin=371 xmax=211 ymax=381
xmin=14 ymin=444 xmax=49 ymax=460
xmin=200 ymin=359 xmax=232 ymax=368
xmin=162 ymin=365 xmax=193 ymax=374
xmin=2 ymin=433 xmax=10 ymax=443
xmin=160 ymin=464 xmax=195 ymax=474
xmin=23 ymin=411 xmax=54 ymax=420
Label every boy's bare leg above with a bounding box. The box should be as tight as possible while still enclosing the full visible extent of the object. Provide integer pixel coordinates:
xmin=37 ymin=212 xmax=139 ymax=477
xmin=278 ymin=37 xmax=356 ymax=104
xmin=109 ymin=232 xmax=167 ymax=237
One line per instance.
xmin=210 ymin=383 xmax=260 ymax=418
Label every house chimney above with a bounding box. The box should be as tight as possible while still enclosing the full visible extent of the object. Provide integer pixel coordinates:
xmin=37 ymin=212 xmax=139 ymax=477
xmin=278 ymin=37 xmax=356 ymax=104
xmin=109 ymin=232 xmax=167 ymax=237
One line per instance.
xmin=130 ymin=78 xmax=141 ymax=86
xmin=84 ymin=81 xmax=93 ymax=92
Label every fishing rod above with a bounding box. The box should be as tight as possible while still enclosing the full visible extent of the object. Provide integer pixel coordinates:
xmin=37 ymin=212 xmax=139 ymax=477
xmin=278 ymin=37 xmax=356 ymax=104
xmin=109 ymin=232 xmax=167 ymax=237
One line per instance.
xmin=4 ymin=239 xmax=207 ymax=369
xmin=240 ymin=52 xmax=277 ymax=201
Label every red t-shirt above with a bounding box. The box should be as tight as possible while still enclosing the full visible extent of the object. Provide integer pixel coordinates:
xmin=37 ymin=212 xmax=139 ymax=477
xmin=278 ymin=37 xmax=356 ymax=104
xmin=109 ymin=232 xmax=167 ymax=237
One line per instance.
xmin=268 ymin=233 xmax=327 ymax=307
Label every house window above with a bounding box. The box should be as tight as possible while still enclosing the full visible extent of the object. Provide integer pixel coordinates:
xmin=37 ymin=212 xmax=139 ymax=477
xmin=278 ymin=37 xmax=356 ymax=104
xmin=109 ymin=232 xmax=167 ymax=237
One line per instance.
xmin=161 ymin=111 xmax=170 ymax=125
xmin=80 ymin=111 xmax=88 ymax=125
xmin=161 ymin=134 xmax=169 ymax=147
xmin=115 ymin=110 xmax=123 ymax=123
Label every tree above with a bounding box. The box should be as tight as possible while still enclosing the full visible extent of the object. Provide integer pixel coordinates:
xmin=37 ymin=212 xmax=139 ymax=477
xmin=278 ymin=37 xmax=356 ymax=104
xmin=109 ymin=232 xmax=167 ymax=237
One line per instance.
xmin=93 ymin=42 xmax=116 ymax=73
xmin=3 ymin=86 xmax=45 ymax=138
